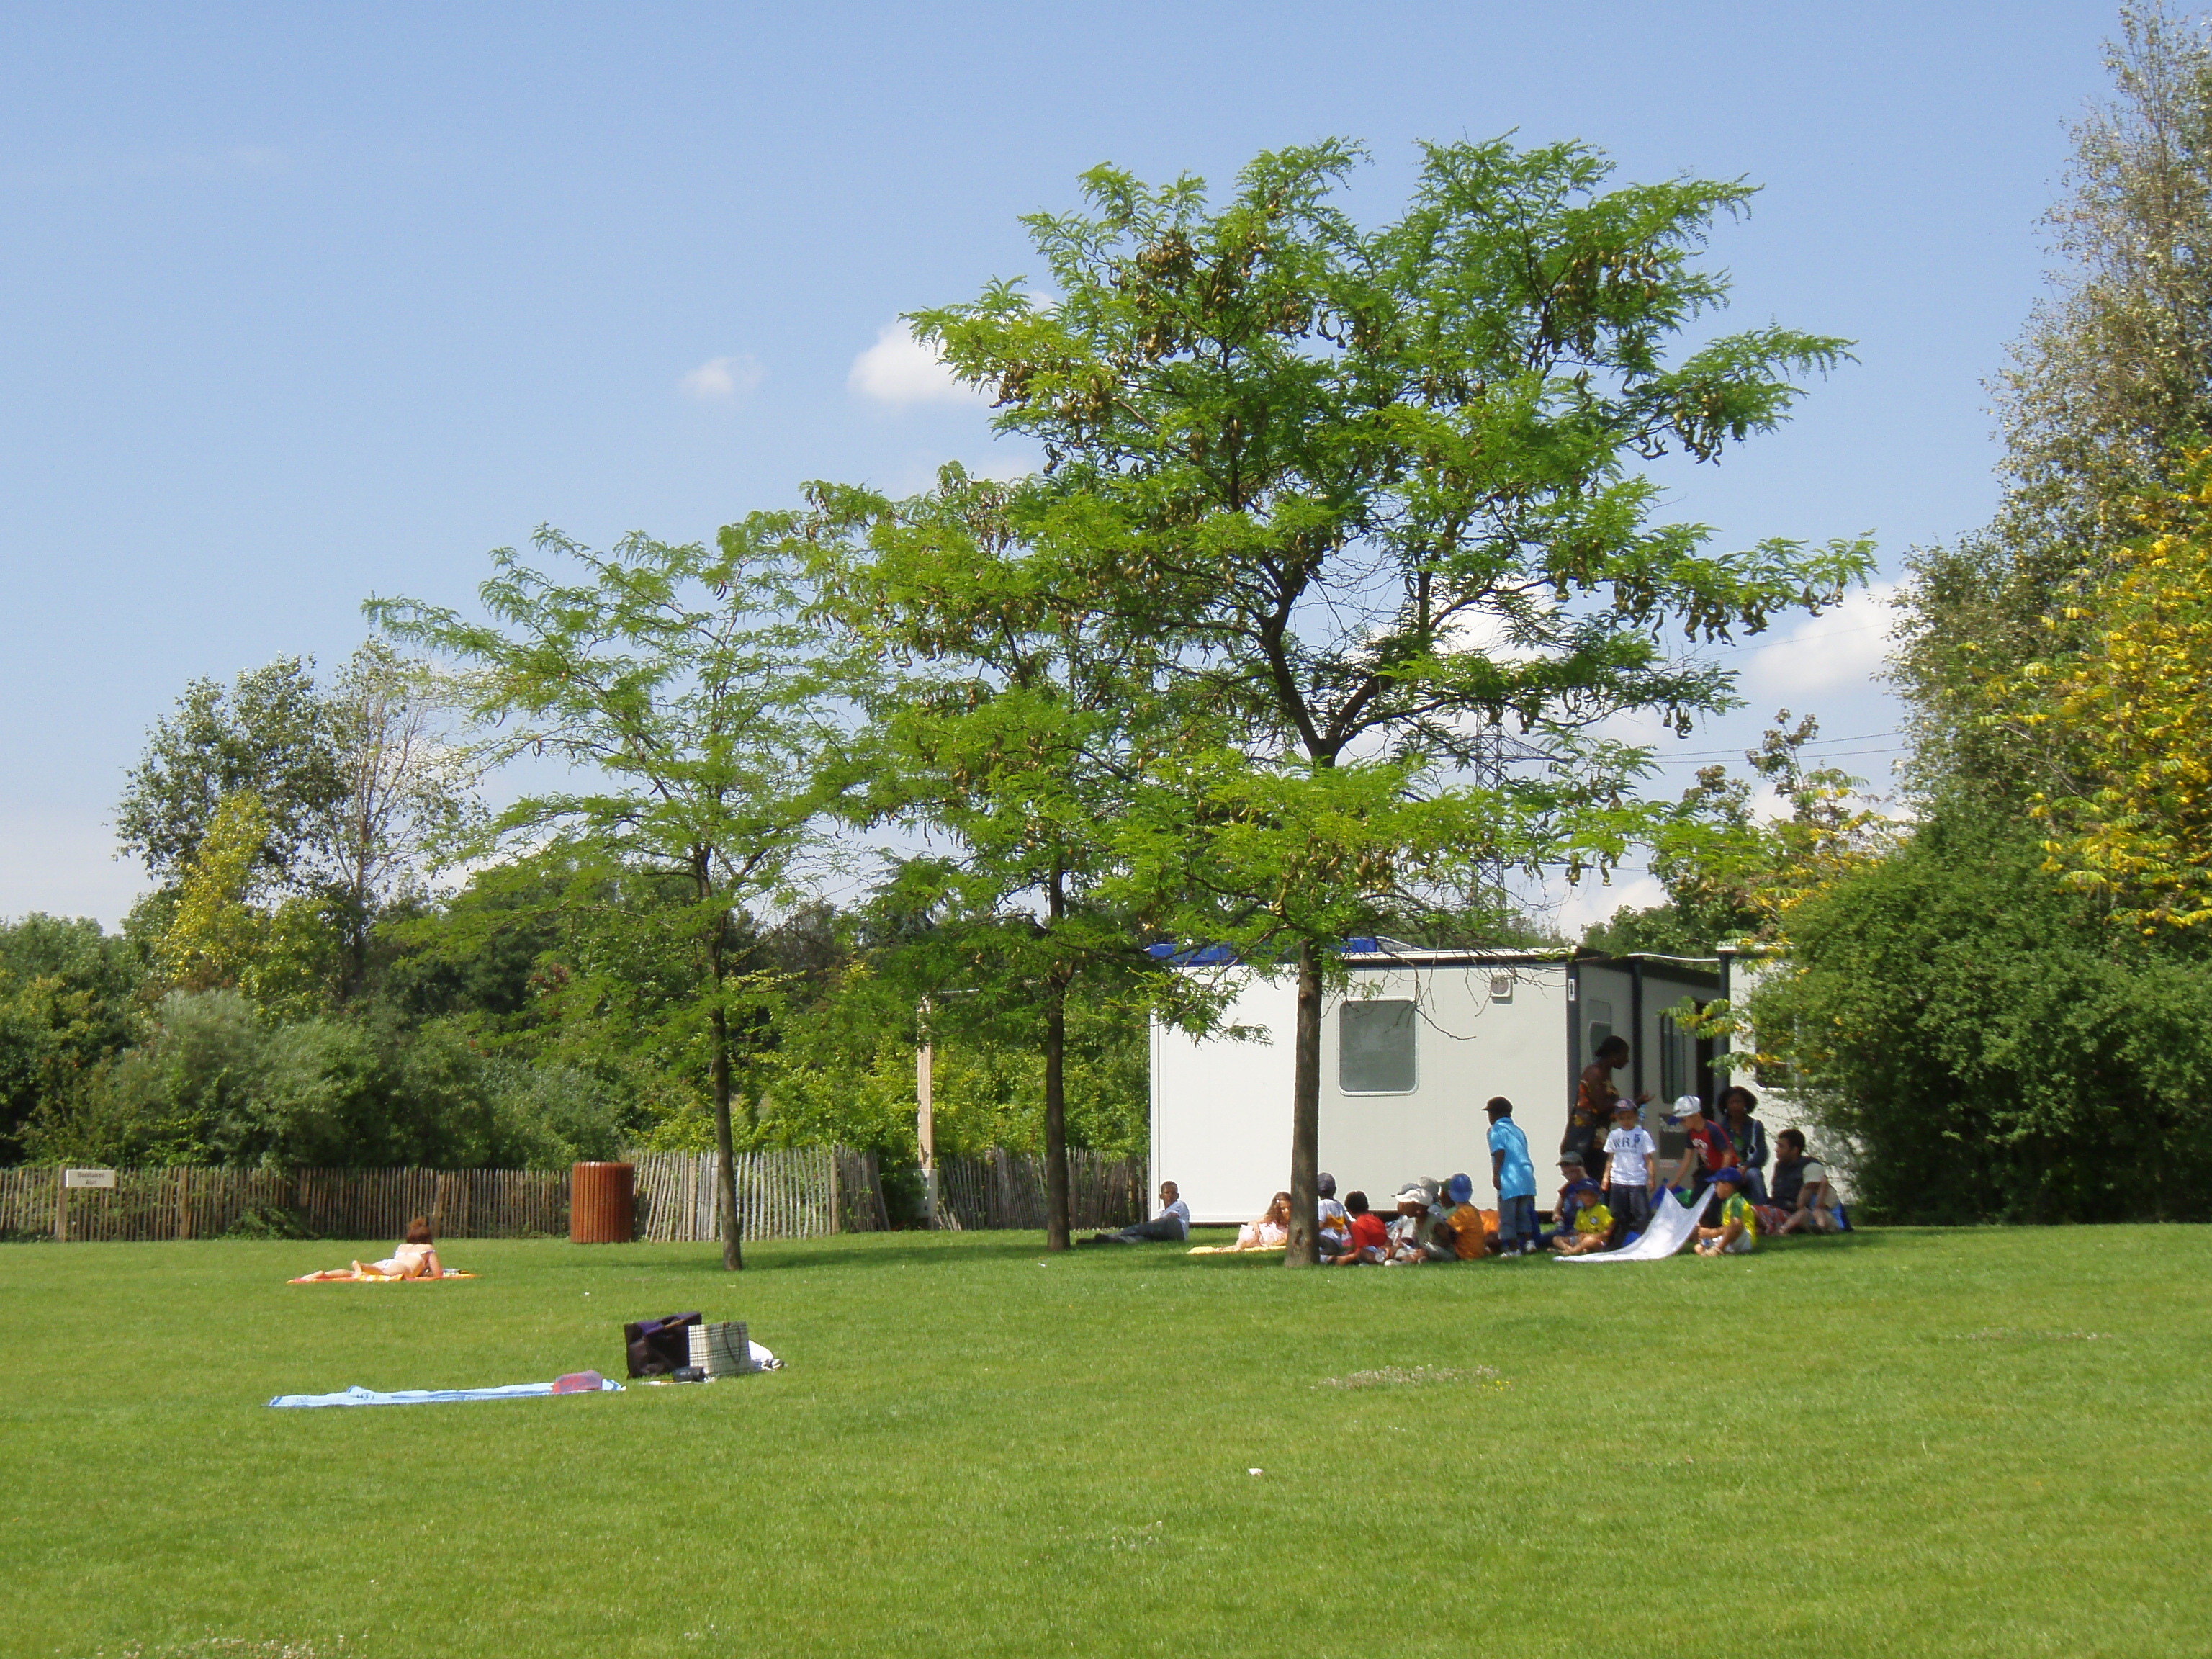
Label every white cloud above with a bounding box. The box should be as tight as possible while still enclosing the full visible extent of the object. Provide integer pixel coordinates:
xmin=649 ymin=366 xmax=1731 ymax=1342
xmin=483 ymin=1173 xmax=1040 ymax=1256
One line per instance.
xmin=848 ymin=321 xmax=985 ymax=407
xmin=1740 ymin=582 xmax=1899 ymax=699
xmin=678 ymin=354 xmax=765 ymax=402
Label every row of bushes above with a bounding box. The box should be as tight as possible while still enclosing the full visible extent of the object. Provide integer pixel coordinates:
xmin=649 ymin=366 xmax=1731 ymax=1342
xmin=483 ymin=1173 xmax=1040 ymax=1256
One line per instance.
xmin=25 ymin=989 xmax=629 ymax=1171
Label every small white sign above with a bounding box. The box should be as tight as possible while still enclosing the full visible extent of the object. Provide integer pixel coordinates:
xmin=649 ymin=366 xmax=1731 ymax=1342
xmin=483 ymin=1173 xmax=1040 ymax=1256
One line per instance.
xmin=63 ymin=1168 xmax=116 ymax=1189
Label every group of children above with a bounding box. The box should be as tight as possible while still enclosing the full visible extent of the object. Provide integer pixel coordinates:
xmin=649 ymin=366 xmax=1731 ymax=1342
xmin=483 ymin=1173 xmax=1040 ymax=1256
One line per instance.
xmin=1190 ymin=1081 xmax=1845 ymax=1264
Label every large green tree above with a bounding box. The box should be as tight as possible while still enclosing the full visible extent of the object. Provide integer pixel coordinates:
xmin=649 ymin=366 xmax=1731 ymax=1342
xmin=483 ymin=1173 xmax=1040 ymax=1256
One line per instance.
xmin=371 ymin=524 xmax=858 ymax=1270
xmin=918 ymin=138 xmax=1870 ymax=1262
xmin=1897 ymin=2 xmax=2212 ymax=804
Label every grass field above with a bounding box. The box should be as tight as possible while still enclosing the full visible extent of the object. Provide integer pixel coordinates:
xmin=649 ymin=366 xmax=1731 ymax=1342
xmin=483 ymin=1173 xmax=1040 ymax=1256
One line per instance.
xmin=3 ymin=1226 xmax=2208 ymax=1659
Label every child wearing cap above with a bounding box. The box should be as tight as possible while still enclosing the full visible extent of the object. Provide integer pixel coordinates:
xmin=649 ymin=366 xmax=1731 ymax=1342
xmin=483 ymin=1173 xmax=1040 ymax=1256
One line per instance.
xmin=1601 ymin=1097 xmax=1661 ymax=1248
xmin=1549 ymin=1181 xmax=1614 ymax=1255
xmin=1326 ymin=1190 xmax=1390 ymax=1264
xmin=1693 ymin=1166 xmax=1758 ymax=1256
xmin=1486 ymin=1096 xmax=1539 ymax=1255
xmin=1385 ymin=1186 xmax=1431 ymax=1264
xmin=1442 ymin=1173 xmax=1488 ymax=1260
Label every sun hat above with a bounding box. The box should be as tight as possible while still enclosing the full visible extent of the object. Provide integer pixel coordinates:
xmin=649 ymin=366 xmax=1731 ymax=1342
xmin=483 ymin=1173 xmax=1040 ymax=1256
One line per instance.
xmin=1445 ymin=1174 xmax=1473 ymax=1204
xmin=1611 ymin=1097 xmax=1639 ymax=1113
xmin=1317 ymin=1172 xmax=1337 ymax=1197
xmin=1709 ymin=1165 xmax=1747 ymax=1186
xmin=1558 ymin=1151 xmax=1584 ymax=1166
xmin=1566 ymin=1179 xmax=1601 ymax=1197
xmin=1393 ymin=1185 xmax=1428 ymax=1208
xmin=1673 ymin=1094 xmax=1703 ymax=1115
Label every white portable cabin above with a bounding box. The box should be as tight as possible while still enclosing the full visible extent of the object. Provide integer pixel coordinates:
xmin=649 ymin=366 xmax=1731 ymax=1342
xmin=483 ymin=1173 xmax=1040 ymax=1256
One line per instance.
xmin=1150 ymin=945 xmax=1723 ymax=1225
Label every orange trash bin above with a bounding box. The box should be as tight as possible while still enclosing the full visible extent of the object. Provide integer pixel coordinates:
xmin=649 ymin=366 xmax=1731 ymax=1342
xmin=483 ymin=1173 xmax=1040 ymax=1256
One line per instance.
xmin=570 ymin=1161 xmax=635 ymax=1244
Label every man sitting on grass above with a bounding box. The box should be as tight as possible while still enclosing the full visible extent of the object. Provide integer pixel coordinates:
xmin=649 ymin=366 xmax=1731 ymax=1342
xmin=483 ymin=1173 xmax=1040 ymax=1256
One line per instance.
xmin=1693 ymin=1166 xmax=1758 ymax=1256
xmin=1773 ymin=1133 xmax=1845 ymax=1234
xmin=1087 ymin=1181 xmax=1190 ymax=1245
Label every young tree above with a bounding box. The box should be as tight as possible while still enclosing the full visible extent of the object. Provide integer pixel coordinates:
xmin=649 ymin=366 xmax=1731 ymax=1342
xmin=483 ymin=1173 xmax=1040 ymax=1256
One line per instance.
xmin=370 ymin=523 xmax=855 ymax=1270
xmin=917 ymin=138 xmax=1871 ymax=1262
xmin=804 ymin=465 xmax=1210 ymax=1249
xmin=311 ymin=641 xmax=480 ymax=999
xmin=1596 ymin=714 xmax=1897 ymax=954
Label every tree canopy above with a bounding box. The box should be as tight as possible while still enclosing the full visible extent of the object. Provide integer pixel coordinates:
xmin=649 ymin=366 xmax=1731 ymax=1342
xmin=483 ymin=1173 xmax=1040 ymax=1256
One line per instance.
xmin=917 ymin=136 xmax=1871 ymax=1260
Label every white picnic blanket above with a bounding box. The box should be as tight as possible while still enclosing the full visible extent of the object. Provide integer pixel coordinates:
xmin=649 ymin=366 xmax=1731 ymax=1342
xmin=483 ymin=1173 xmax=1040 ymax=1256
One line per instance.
xmin=1557 ymin=1189 xmax=1702 ymax=1263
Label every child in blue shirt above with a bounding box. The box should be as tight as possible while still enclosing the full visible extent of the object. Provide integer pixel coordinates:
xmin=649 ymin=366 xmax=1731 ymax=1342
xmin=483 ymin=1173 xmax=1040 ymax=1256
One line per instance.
xmin=1485 ymin=1096 xmax=1538 ymax=1255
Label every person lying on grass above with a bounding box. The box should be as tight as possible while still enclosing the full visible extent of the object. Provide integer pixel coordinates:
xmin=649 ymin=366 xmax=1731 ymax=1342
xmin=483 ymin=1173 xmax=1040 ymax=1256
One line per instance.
xmin=359 ymin=1215 xmax=443 ymax=1279
xmin=1693 ymin=1168 xmax=1758 ymax=1256
xmin=1191 ymin=1192 xmax=1292 ymax=1254
xmin=1325 ymin=1190 xmax=1390 ymax=1264
xmin=1087 ymin=1182 xmax=1191 ymax=1246
xmin=293 ymin=1216 xmax=445 ymax=1282
xmin=1550 ymin=1182 xmax=1614 ymax=1255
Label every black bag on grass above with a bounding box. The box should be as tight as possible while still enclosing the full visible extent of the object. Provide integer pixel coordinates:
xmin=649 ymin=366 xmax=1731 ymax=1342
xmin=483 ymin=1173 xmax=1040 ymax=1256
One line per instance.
xmin=624 ymin=1312 xmax=702 ymax=1378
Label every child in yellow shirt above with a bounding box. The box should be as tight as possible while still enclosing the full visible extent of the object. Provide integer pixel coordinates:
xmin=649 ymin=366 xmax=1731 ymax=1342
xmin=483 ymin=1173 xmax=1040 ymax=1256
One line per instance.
xmin=1550 ymin=1180 xmax=1614 ymax=1256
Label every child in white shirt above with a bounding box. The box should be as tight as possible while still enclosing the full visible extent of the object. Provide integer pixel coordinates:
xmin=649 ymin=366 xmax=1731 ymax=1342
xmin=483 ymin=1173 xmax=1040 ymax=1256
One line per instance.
xmin=1601 ymin=1097 xmax=1660 ymax=1244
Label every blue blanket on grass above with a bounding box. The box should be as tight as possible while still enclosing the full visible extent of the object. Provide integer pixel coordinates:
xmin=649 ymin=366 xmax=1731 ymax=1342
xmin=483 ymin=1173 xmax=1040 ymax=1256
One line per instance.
xmin=269 ymin=1377 xmax=624 ymax=1408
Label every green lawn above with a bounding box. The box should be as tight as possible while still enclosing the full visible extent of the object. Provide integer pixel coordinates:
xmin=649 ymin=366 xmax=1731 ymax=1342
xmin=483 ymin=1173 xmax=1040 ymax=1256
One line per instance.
xmin=2 ymin=1226 xmax=2207 ymax=1659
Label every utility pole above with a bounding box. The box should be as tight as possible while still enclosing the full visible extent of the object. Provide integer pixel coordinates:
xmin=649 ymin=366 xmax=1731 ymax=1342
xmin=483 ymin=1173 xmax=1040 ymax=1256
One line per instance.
xmin=916 ymin=998 xmax=937 ymax=1228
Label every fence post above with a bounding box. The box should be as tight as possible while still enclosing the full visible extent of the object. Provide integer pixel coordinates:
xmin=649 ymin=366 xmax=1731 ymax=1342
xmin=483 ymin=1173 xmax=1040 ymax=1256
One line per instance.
xmin=53 ymin=1168 xmax=66 ymax=1244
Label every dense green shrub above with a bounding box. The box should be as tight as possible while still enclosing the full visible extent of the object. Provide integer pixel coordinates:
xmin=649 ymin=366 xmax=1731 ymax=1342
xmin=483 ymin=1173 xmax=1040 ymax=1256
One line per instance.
xmin=1751 ymin=816 xmax=2212 ymax=1223
xmin=0 ymin=914 xmax=145 ymax=1161
xmin=24 ymin=991 xmax=629 ymax=1171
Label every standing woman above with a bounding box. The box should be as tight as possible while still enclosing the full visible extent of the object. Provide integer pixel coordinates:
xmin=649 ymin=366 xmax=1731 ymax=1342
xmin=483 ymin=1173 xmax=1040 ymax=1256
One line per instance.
xmin=1720 ymin=1087 xmax=1770 ymax=1202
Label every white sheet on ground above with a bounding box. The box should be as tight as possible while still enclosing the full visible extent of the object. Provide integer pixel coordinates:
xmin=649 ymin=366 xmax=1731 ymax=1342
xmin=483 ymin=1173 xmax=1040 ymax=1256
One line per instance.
xmin=1557 ymin=1189 xmax=1702 ymax=1262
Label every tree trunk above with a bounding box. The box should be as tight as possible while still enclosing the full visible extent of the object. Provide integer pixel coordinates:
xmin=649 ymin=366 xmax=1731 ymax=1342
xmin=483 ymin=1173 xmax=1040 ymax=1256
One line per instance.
xmin=1043 ymin=861 xmax=1071 ymax=1251
xmin=1043 ymin=971 xmax=1071 ymax=1251
xmin=711 ymin=1000 xmax=743 ymax=1271
xmin=1284 ymin=936 xmax=1323 ymax=1266
xmin=706 ymin=898 xmax=743 ymax=1272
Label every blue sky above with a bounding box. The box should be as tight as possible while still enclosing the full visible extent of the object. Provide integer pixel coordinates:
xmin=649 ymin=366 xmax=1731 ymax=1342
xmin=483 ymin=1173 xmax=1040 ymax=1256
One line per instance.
xmin=0 ymin=1 xmax=2116 ymax=927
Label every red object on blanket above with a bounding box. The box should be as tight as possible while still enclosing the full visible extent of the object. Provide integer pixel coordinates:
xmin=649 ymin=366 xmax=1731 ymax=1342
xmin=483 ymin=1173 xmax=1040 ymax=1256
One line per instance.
xmin=550 ymin=1371 xmax=605 ymax=1394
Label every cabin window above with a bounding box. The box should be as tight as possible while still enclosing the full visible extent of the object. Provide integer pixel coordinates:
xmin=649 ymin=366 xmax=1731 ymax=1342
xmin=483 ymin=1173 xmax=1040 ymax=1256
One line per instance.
xmin=1339 ymin=999 xmax=1418 ymax=1093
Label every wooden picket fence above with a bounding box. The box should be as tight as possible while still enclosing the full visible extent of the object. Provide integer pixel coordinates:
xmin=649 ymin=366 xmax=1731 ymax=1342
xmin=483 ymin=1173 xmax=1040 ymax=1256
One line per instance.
xmin=932 ymin=1148 xmax=1146 ymax=1231
xmin=0 ymin=1164 xmax=573 ymax=1244
xmin=626 ymin=1146 xmax=891 ymax=1241
xmin=0 ymin=1146 xmax=1134 ymax=1242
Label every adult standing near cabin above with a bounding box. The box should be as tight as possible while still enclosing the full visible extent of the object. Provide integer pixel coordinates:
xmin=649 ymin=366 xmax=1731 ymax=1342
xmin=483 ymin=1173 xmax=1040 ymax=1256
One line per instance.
xmin=1569 ymin=1035 xmax=1647 ymax=1179
xmin=1486 ymin=1097 xmax=1539 ymax=1256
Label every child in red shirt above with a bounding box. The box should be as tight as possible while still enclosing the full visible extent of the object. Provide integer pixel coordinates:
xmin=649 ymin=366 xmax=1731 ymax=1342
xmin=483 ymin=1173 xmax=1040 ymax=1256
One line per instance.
xmin=1326 ymin=1191 xmax=1390 ymax=1264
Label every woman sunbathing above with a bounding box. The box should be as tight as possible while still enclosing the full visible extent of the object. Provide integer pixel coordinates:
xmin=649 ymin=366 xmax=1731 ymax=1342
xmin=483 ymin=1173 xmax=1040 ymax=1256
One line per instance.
xmin=1190 ymin=1192 xmax=1290 ymax=1254
xmin=294 ymin=1216 xmax=445 ymax=1281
